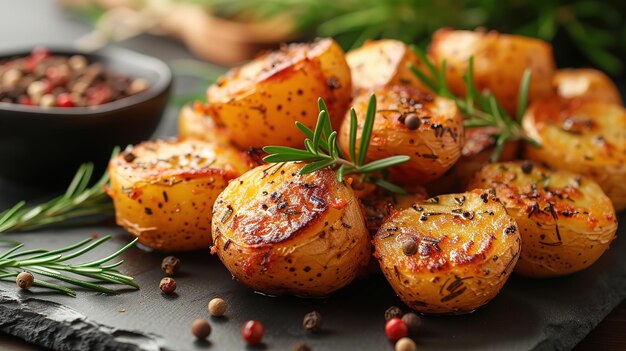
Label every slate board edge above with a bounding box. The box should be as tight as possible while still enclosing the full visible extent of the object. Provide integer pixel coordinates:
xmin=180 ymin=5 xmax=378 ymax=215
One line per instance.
xmin=0 ymin=290 xmax=167 ymax=351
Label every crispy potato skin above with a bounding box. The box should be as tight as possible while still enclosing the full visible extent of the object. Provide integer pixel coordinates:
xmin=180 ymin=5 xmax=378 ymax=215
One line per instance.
xmin=211 ymin=162 xmax=370 ymax=297
xmin=207 ymin=38 xmax=352 ymax=148
xmin=523 ymin=97 xmax=626 ymax=210
xmin=347 ymin=39 xmax=431 ymax=94
xmin=428 ymin=28 xmax=555 ymax=116
xmin=338 ymin=85 xmax=463 ymax=185
xmin=178 ymin=104 xmax=233 ymax=146
xmin=468 ymin=162 xmax=617 ymax=277
xmin=554 ymin=69 xmax=623 ymax=105
xmin=426 ymin=127 xmax=520 ymax=195
xmin=108 ymin=138 xmax=250 ymax=252
xmin=373 ymin=190 xmax=520 ymax=314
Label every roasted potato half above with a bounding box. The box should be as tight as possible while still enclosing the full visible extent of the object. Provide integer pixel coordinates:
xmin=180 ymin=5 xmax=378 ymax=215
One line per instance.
xmin=207 ymin=38 xmax=352 ymax=149
xmin=373 ymin=190 xmax=521 ymax=314
xmin=338 ymin=85 xmax=463 ymax=185
xmin=346 ymin=39 xmax=430 ymax=94
xmin=108 ymin=138 xmax=251 ymax=252
xmin=554 ymin=69 xmax=622 ymax=105
xmin=426 ymin=126 xmax=520 ymax=195
xmin=468 ymin=161 xmax=618 ymax=277
xmin=178 ymin=103 xmax=233 ymax=146
xmin=523 ymin=97 xmax=626 ymax=210
xmin=428 ymin=28 xmax=555 ymax=116
xmin=211 ymin=162 xmax=370 ymax=297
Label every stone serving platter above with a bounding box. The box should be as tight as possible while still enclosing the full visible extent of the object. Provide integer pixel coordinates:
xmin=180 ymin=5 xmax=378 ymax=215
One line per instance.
xmin=0 ymin=209 xmax=624 ymax=351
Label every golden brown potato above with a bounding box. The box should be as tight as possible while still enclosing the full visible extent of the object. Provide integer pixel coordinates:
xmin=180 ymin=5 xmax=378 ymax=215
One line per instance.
xmin=178 ymin=103 xmax=233 ymax=146
xmin=373 ymin=190 xmax=521 ymax=314
xmin=523 ymin=96 xmax=626 ymax=210
xmin=346 ymin=39 xmax=431 ymax=94
xmin=554 ymin=68 xmax=622 ymax=105
xmin=428 ymin=28 xmax=555 ymax=116
xmin=207 ymin=38 xmax=352 ymax=149
xmin=426 ymin=127 xmax=520 ymax=195
xmin=338 ymin=85 xmax=463 ymax=185
xmin=211 ymin=162 xmax=370 ymax=297
xmin=468 ymin=161 xmax=617 ymax=277
xmin=362 ymin=188 xmax=428 ymax=235
xmin=108 ymin=138 xmax=251 ymax=252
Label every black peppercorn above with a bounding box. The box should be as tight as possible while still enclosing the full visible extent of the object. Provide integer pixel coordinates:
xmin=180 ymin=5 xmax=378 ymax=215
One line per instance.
xmin=404 ymin=114 xmax=420 ymax=130
xmin=402 ymin=240 xmax=417 ymax=256
xmin=384 ymin=306 xmax=403 ymax=321
xmin=123 ymin=151 xmax=137 ymax=163
xmin=161 ymin=256 xmax=181 ymax=276
xmin=303 ymin=311 xmax=322 ymax=332
xmin=521 ymin=160 xmax=534 ymax=174
xmin=401 ymin=312 xmax=422 ymax=335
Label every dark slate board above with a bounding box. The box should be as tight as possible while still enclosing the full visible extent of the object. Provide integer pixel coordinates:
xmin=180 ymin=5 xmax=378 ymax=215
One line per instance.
xmin=2 ymin=1 xmax=626 ymax=350
xmin=0 ymin=214 xmax=625 ymax=351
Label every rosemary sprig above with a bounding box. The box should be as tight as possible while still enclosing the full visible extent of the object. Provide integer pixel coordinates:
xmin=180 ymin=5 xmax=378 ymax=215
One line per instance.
xmin=263 ymin=95 xmax=410 ymax=193
xmin=0 ymin=150 xmax=118 ymax=233
xmin=410 ymin=46 xmax=539 ymax=162
xmin=0 ymin=235 xmax=139 ymax=297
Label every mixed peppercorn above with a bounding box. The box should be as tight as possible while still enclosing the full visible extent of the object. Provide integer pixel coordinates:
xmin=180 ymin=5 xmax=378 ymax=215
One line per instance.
xmin=0 ymin=47 xmax=149 ymax=107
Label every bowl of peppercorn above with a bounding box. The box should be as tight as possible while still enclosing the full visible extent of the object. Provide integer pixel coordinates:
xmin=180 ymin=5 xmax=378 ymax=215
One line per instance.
xmin=0 ymin=46 xmax=172 ymax=184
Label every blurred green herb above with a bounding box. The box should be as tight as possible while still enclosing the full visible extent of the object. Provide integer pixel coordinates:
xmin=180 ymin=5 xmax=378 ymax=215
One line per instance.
xmin=410 ymin=46 xmax=539 ymax=162
xmin=0 ymin=235 xmax=138 ymax=297
xmin=263 ymin=95 xmax=410 ymax=194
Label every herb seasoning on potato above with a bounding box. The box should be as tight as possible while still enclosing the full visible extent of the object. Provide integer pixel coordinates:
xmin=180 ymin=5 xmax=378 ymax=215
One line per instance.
xmin=373 ymin=190 xmax=521 ymax=314
xmin=468 ymin=162 xmax=618 ymax=277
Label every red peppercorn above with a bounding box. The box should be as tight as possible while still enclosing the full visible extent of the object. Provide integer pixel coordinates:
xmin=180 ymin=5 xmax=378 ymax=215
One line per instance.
xmin=56 ymin=93 xmax=74 ymax=108
xmin=31 ymin=47 xmax=51 ymax=61
xmin=385 ymin=318 xmax=408 ymax=341
xmin=241 ymin=320 xmax=264 ymax=345
xmin=19 ymin=96 xmax=33 ymax=105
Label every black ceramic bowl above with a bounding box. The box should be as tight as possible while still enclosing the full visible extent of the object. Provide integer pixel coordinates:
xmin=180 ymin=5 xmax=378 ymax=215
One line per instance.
xmin=0 ymin=46 xmax=172 ymax=184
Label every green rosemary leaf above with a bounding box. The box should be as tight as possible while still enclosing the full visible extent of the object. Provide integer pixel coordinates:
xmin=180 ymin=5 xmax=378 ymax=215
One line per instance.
xmin=358 ymin=156 xmax=411 ymax=174
xmin=357 ymin=94 xmax=377 ymax=166
xmin=263 ymin=153 xmax=324 ymax=163
xmin=349 ymin=108 xmax=358 ymax=162
xmin=337 ymin=164 xmax=346 ymax=183
xmin=304 ymin=139 xmax=316 ymax=154
xmin=299 ymin=159 xmax=336 ymax=175
xmin=490 ymin=133 xmax=509 ymax=163
xmin=410 ymin=64 xmax=439 ymax=92
xmin=32 ymin=279 xmax=77 ymax=297
xmin=312 ymin=110 xmax=328 ymax=152
xmin=369 ymin=178 xmax=407 ymax=195
xmin=411 ymin=45 xmax=439 ymax=79
xmin=328 ymin=131 xmax=338 ymax=159
xmin=79 ymin=237 xmax=139 ymax=267
xmin=263 ymin=146 xmax=313 ymax=156
xmin=517 ymin=69 xmax=532 ymax=119
xmin=0 ymin=243 xmax=24 ymax=260
xmin=28 ymin=267 xmax=115 ymax=294
xmin=59 ymin=236 xmax=112 ymax=262
xmin=317 ymin=98 xmax=333 ymax=142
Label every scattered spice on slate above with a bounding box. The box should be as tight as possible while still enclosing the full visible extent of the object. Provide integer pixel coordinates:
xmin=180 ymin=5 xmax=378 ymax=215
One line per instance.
xmin=16 ymin=271 xmax=33 ymax=289
xmin=384 ymin=306 xmax=404 ymax=321
xmin=385 ymin=318 xmax=408 ymax=341
xmin=402 ymin=240 xmax=417 ymax=256
xmin=208 ymin=297 xmax=227 ymax=317
xmin=395 ymin=337 xmax=417 ymax=351
xmin=292 ymin=341 xmax=313 ymax=351
xmin=159 ymin=277 xmax=176 ymax=294
xmin=192 ymin=319 xmax=212 ymax=340
xmin=401 ymin=313 xmax=422 ymax=335
xmin=161 ymin=256 xmax=181 ymax=276
xmin=303 ymin=311 xmax=323 ymax=332
xmin=0 ymin=47 xmax=150 ymax=107
xmin=241 ymin=320 xmax=264 ymax=345
xmin=404 ymin=114 xmax=420 ymax=130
